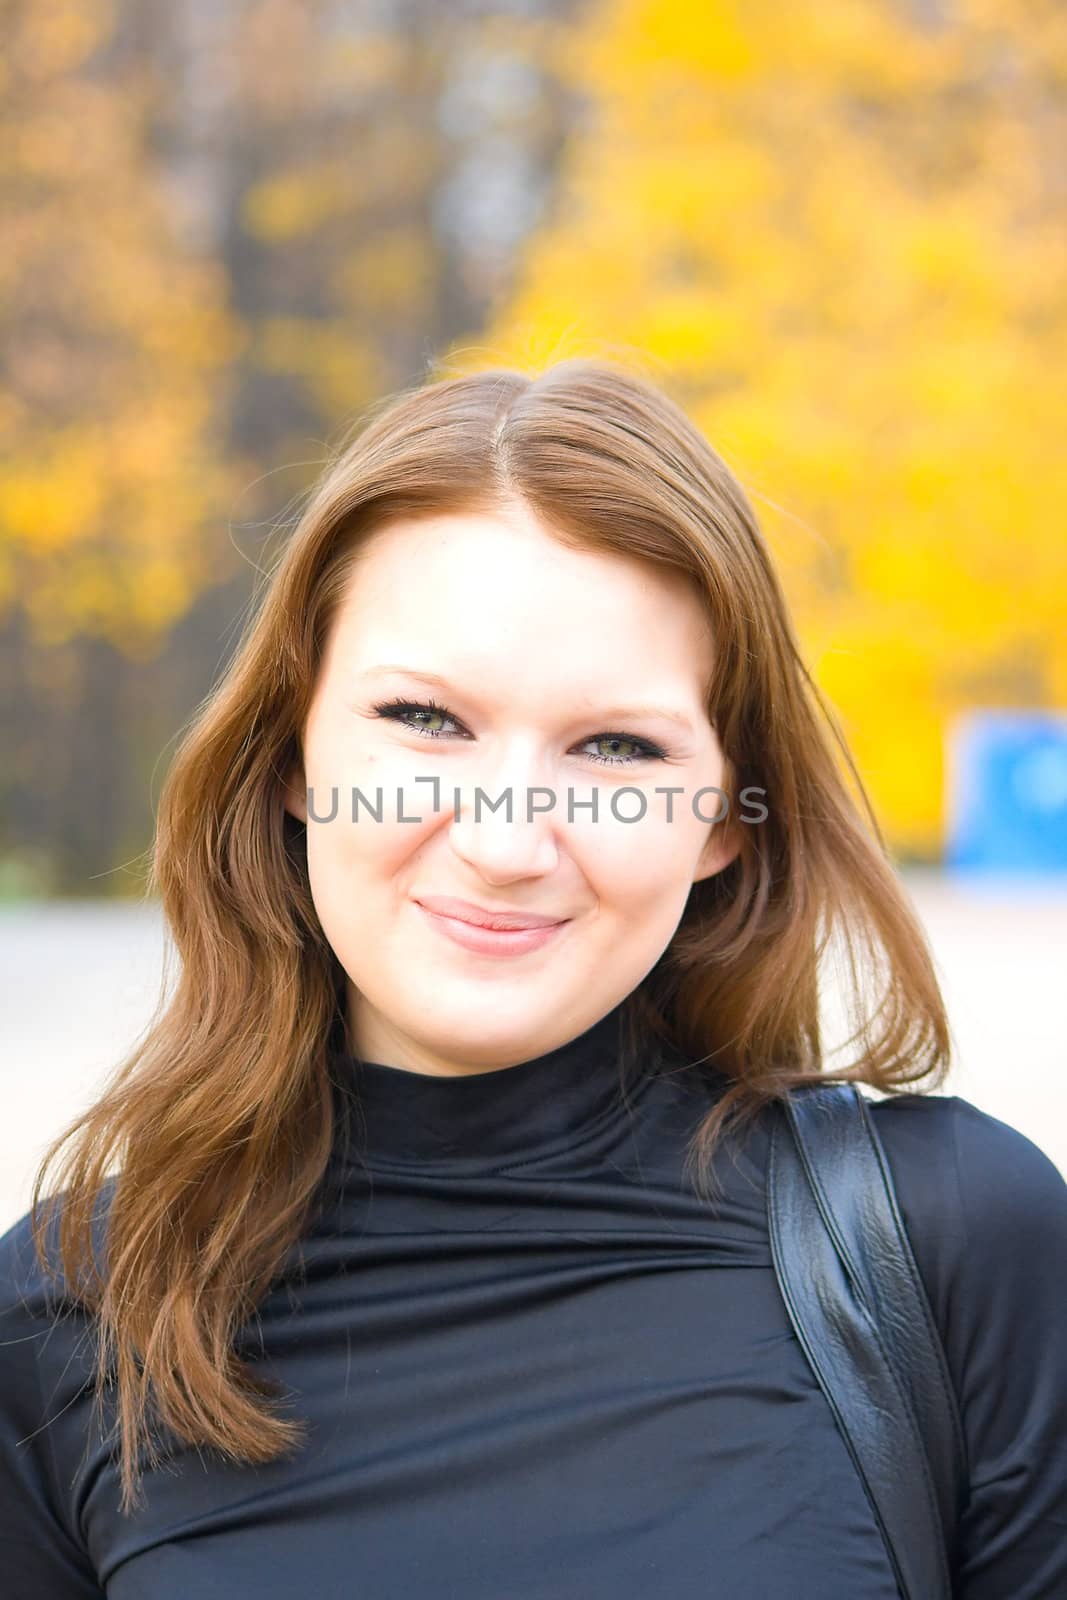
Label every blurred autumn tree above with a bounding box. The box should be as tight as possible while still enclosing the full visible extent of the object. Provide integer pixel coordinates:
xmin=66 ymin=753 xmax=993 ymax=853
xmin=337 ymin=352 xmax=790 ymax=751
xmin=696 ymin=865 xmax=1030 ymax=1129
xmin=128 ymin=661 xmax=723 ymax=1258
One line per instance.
xmin=3 ymin=0 xmax=1062 ymax=890
xmin=0 ymin=0 xmax=239 ymax=890
xmin=458 ymin=0 xmax=1067 ymax=858
xmin=0 ymin=3 xmax=238 ymax=647
xmin=0 ymin=0 xmax=576 ymax=892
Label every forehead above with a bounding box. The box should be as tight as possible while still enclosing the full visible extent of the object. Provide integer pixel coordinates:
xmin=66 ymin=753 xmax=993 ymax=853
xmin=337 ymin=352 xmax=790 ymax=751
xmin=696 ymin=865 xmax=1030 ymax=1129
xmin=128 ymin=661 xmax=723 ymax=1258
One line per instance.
xmin=328 ymin=510 xmax=714 ymax=678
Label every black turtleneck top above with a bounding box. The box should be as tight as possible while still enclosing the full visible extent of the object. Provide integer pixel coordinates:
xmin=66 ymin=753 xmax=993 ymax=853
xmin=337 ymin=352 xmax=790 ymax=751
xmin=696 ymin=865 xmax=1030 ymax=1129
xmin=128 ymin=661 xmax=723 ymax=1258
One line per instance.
xmin=2 ymin=1002 xmax=1066 ymax=1598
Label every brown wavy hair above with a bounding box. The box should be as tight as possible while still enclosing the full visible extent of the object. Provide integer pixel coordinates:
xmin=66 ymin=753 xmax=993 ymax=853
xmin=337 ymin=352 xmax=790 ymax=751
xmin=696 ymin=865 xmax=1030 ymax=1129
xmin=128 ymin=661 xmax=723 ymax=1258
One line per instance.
xmin=28 ymin=356 xmax=952 ymax=1515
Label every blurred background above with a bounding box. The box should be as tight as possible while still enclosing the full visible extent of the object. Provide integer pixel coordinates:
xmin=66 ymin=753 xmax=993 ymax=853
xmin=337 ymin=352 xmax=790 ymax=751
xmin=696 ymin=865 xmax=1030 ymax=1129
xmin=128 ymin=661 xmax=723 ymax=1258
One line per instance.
xmin=1 ymin=0 xmax=1065 ymax=1228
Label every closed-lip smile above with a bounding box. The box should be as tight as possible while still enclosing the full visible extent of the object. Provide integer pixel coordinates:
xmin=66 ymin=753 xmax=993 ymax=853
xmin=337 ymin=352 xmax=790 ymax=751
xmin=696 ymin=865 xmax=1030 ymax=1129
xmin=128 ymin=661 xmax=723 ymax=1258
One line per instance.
xmin=414 ymin=895 xmax=568 ymax=932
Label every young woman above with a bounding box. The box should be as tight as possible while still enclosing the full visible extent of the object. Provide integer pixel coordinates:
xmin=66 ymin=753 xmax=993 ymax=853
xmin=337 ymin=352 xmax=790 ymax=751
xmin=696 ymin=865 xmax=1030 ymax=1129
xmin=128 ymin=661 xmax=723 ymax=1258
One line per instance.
xmin=2 ymin=359 xmax=1065 ymax=1598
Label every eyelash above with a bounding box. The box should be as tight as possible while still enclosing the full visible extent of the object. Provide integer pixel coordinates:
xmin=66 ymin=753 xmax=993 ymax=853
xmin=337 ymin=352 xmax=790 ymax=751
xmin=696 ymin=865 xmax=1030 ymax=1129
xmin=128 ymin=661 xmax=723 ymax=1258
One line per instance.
xmin=370 ymin=696 xmax=669 ymax=768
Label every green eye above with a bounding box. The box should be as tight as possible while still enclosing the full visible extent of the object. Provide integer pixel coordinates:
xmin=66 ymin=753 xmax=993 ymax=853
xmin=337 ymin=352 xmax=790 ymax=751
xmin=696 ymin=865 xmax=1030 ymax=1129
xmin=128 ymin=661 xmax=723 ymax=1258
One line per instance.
xmin=586 ymin=735 xmax=645 ymax=766
xmin=373 ymin=697 xmax=459 ymax=738
xmin=371 ymin=697 xmax=667 ymax=767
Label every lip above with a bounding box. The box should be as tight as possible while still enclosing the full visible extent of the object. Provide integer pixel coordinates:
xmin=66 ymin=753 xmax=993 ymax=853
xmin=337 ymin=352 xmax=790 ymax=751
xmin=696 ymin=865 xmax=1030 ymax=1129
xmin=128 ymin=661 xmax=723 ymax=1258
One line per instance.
xmin=414 ymin=895 xmax=567 ymax=932
xmin=414 ymin=897 xmax=570 ymax=958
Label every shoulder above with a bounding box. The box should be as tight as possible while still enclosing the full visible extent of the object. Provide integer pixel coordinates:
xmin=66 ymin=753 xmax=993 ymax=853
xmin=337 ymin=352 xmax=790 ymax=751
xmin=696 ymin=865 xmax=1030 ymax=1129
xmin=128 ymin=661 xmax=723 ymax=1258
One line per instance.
xmin=864 ymin=1091 xmax=1067 ymax=1351
xmin=0 ymin=1203 xmax=55 ymax=1323
xmin=867 ymin=1093 xmax=1067 ymax=1585
xmin=0 ymin=1179 xmax=117 ymax=1382
xmin=0 ymin=1202 xmax=109 ymax=1593
xmin=0 ymin=1204 xmax=64 ymax=1477
xmin=866 ymin=1090 xmax=1067 ymax=1246
xmin=0 ymin=1185 xmax=115 ymax=1492
xmin=0 ymin=1200 xmax=76 ymax=1390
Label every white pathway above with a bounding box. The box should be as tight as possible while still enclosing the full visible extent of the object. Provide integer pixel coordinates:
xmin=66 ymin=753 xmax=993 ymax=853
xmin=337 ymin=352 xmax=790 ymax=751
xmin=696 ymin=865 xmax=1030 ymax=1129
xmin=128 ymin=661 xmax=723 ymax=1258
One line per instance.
xmin=1 ymin=873 xmax=1064 ymax=1234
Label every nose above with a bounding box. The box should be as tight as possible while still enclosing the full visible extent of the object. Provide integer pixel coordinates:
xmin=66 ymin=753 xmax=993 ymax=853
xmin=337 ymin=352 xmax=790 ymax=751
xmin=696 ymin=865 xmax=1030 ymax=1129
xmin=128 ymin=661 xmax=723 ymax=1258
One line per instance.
xmin=446 ymin=770 xmax=561 ymax=883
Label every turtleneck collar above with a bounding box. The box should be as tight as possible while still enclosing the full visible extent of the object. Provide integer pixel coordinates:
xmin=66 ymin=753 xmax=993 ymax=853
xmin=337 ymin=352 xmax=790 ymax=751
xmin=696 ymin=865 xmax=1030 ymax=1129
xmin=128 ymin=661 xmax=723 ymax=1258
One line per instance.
xmin=331 ymin=999 xmax=657 ymax=1171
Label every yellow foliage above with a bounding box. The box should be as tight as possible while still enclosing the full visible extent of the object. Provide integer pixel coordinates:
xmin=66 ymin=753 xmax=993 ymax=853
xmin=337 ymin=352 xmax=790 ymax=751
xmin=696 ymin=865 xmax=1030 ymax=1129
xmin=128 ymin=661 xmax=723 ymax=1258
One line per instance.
xmin=7 ymin=0 xmax=114 ymax=83
xmin=462 ymin=0 xmax=1067 ymax=858
xmin=254 ymin=318 xmax=386 ymax=418
xmin=0 ymin=0 xmax=239 ymax=654
xmin=243 ymin=163 xmax=355 ymax=242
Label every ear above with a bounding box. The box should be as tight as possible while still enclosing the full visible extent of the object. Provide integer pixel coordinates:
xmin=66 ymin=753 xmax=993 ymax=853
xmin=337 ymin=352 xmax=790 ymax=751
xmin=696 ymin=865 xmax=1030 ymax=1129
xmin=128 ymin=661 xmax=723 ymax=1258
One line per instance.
xmin=692 ymin=817 xmax=742 ymax=885
xmin=282 ymin=761 xmax=308 ymax=824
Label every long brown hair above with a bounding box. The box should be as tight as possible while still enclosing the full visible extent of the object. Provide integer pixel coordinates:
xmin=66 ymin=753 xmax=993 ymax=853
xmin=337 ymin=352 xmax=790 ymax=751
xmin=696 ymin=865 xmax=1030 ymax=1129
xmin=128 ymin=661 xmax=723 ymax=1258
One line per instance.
xmin=28 ymin=356 xmax=952 ymax=1515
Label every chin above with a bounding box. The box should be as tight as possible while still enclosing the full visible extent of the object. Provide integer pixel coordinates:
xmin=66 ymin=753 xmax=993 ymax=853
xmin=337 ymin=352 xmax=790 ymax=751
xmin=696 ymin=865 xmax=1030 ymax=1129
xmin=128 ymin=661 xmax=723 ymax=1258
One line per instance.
xmin=412 ymin=1004 xmax=548 ymax=1061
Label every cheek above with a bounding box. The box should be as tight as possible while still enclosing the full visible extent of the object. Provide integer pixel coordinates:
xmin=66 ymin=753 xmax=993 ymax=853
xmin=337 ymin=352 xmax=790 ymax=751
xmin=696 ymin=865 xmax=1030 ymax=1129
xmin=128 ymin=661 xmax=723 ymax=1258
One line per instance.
xmin=581 ymin=828 xmax=700 ymax=987
xmin=303 ymin=815 xmax=424 ymax=975
xmin=576 ymin=811 xmax=709 ymax=930
xmin=579 ymin=802 xmax=709 ymax=877
xmin=306 ymin=806 xmax=433 ymax=887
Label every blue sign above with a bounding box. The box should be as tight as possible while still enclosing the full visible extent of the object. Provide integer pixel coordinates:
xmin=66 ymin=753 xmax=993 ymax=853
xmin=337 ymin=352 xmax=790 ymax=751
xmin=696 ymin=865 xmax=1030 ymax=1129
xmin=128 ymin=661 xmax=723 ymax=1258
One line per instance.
xmin=945 ymin=710 xmax=1067 ymax=873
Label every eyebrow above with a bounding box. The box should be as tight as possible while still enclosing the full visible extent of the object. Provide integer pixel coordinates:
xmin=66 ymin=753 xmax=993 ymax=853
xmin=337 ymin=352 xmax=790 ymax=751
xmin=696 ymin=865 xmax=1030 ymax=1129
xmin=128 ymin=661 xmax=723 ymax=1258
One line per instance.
xmin=356 ymin=664 xmax=698 ymax=732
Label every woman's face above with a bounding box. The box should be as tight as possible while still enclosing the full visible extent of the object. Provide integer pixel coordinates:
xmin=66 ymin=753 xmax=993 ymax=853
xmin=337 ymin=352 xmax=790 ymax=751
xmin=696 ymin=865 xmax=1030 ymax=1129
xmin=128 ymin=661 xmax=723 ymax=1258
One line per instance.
xmin=284 ymin=499 xmax=739 ymax=1075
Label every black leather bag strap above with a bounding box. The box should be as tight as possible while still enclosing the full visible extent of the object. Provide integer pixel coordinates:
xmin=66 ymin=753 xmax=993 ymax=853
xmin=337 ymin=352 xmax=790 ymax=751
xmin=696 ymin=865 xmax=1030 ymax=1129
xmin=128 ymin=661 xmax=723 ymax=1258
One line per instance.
xmin=766 ymin=1081 xmax=968 ymax=1599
